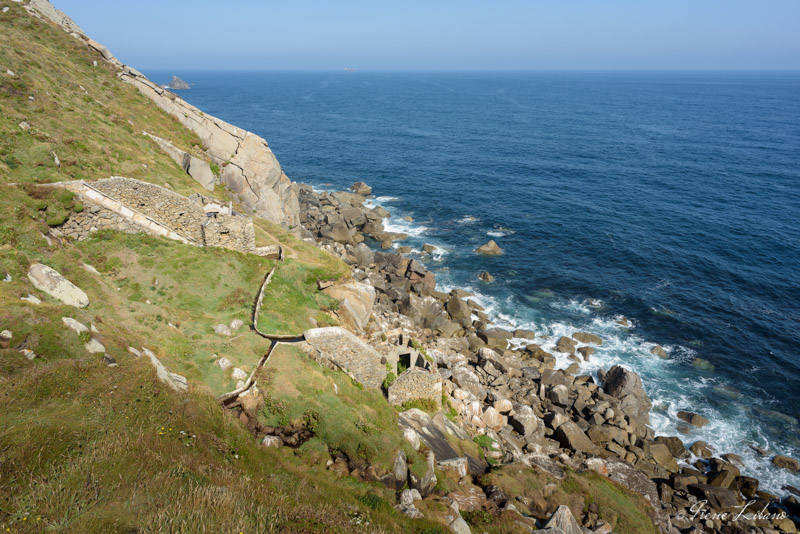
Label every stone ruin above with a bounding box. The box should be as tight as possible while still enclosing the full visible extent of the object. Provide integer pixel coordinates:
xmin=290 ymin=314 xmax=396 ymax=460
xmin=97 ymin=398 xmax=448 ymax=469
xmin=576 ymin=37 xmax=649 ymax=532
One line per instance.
xmin=56 ymin=177 xmax=274 ymax=256
xmin=387 ymin=335 xmax=443 ymax=408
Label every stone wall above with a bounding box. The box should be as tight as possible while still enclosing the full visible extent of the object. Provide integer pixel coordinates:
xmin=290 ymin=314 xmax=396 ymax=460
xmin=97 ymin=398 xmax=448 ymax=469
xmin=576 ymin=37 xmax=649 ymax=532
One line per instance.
xmin=58 ymin=177 xmax=262 ymax=255
xmin=59 ymin=203 xmax=145 ymax=240
xmin=201 ymin=213 xmax=255 ymax=253
xmin=388 ymin=368 xmax=443 ymax=408
xmin=90 ymin=177 xmax=207 ymax=243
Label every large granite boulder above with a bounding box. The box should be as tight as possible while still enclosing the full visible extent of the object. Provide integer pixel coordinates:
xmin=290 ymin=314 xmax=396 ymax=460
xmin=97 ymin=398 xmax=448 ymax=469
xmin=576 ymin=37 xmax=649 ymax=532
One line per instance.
xmin=773 ymin=455 xmax=800 ymax=472
xmin=554 ymin=421 xmax=599 ymax=455
xmin=142 ymin=348 xmax=188 ymax=392
xmin=28 ymin=264 xmax=88 ymax=308
xmin=603 ymin=365 xmax=652 ymax=425
xmin=572 ymin=332 xmax=603 ymax=345
xmin=350 ymin=181 xmax=372 ymax=196
xmin=398 ymin=409 xmax=487 ymax=476
xmin=544 ymin=505 xmax=582 ymax=534
xmin=676 ymin=410 xmax=709 ymax=428
xmin=322 ymin=280 xmax=375 ymax=334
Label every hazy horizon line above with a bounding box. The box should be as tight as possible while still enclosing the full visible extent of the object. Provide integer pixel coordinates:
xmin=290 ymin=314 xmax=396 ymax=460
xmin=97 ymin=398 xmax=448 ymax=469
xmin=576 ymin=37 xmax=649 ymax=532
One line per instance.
xmin=141 ymin=67 xmax=800 ymax=74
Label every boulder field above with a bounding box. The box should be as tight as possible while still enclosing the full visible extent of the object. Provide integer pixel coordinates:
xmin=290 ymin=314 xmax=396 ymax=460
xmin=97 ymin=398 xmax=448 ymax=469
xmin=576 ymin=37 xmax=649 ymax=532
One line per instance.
xmin=290 ymin=180 xmax=800 ymax=534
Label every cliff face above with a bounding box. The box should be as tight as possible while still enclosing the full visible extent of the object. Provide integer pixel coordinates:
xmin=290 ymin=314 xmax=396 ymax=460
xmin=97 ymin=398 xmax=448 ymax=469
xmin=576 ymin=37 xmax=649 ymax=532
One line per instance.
xmin=27 ymin=0 xmax=300 ymax=228
xmin=119 ymin=67 xmax=300 ymax=227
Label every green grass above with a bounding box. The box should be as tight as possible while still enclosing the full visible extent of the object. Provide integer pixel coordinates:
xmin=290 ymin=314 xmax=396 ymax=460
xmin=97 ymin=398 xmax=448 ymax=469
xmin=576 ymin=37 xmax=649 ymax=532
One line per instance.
xmin=258 ymin=344 xmax=427 ymax=472
xmin=0 ymin=2 xmax=209 ymax=196
xmin=256 ymin=259 xmax=342 ymax=335
xmin=0 ymin=348 xmax=446 ymax=533
xmin=480 ymin=465 xmax=659 ymax=534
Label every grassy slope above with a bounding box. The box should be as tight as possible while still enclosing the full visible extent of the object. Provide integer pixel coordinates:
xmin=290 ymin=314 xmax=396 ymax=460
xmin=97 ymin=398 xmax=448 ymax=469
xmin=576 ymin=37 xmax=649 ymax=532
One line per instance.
xmin=0 ymin=186 xmax=437 ymax=532
xmin=254 ymin=218 xmax=351 ymax=335
xmin=258 ymin=344 xmax=427 ymax=472
xmin=480 ymin=464 xmax=659 ymax=534
xmin=0 ymin=0 xmax=206 ymax=197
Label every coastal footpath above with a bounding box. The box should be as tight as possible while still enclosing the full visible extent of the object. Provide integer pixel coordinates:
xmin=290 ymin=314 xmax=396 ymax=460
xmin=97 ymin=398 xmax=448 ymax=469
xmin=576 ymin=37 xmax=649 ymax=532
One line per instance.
xmin=1 ymin=1 xmax=798 ymax=532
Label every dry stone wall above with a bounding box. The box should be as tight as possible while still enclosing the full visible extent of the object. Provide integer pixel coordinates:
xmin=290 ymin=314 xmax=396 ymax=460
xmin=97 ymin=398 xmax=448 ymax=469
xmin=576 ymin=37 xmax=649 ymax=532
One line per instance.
xmin=90 ymin=177 xmax=207 ymax=243
xmin=202 ymin=214 xmax=256 ymax=253
xmin=59 ymin=203 xmax=148 ymax=240
xmin=388 ymin=368 xmax=443 ymax=408
xmin=59 ymin=177 xmax=258 ymax=255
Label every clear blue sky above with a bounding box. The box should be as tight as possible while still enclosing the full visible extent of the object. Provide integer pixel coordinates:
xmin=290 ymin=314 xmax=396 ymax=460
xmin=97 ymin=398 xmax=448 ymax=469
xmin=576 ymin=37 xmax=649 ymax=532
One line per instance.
xmin=55 ymin=0 xmax=800 ymax=71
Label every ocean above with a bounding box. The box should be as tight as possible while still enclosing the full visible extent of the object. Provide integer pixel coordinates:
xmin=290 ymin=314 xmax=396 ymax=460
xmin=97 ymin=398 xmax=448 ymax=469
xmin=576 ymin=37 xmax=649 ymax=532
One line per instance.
xmin=149 ymin=70 xmax=800 ymax=493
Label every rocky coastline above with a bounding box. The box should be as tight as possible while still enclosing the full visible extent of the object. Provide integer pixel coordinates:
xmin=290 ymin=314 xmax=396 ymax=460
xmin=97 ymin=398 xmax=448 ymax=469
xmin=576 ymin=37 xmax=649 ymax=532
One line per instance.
xmin=292 ymin=180 xmax=800 ymax=534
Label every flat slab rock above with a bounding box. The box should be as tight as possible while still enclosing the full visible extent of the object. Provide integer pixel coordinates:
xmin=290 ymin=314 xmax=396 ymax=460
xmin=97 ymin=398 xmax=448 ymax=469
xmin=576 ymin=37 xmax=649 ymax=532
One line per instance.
xmin=303 ymin=327 xmax=386 ymax=389
xmin=398 ymin=408 xmax=488 ymax=475
xmin=28 ymin=263 xmax=88 ymax=308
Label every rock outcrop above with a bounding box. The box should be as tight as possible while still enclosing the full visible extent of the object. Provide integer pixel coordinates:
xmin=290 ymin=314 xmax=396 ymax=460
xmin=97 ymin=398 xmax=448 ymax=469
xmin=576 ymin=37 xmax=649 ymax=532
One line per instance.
xmin=322 ymin=280 xmax=375 ymax=334
xmin=144 ymin=132 xmax=215 ymax=190
xmin=302 ymin=327 xmax=387 ymax=389
xmin=475 ymin=239 xmax=503 ymax=255
xmin=602 ymin=365 xmax=652 ymax=425
xmin=119 ymin=68 xmax=300 ymax=228
xmin=27 ymin=263 xmax=88 ymax=308
xmin=165 ymin=75 xmax=190 ymax=90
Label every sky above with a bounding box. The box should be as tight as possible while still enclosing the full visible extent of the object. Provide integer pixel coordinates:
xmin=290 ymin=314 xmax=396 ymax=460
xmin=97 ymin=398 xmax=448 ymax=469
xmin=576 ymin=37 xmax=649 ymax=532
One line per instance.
xmin=54 ymin=0 xmax=800 ymax=71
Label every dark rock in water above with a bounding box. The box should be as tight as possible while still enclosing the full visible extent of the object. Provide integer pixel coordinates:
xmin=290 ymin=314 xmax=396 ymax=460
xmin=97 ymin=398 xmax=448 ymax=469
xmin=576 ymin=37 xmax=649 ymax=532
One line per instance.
xmin=350 ymin=181 xmax=372 ymax=196
xmin=737 ymin=476 xmax=760 ymax=498
xmin=475 ymin=239 xmax=503 ymax=255
xmin=650 ymin=345 xmax=668 ymax=358
xmin=166 ymin=75 xmax=190 ymax=90
xmin=772 ymin=455 xmax=800 ymax=472
xmin=689 ymin=441 xmax=713 ymax=458
xmin=677 ymin=410 xmax=709 ymax=428
xmin=572 ymin=332 xmax=603 ymax=345
xmin=478 ymin=271 xmax=494 ymax=282
xmin=554 ymin=336 xmax=577 ymax=354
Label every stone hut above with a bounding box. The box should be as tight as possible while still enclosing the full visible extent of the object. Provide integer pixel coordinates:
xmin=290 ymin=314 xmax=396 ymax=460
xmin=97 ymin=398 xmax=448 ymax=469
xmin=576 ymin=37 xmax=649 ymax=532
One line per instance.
xmin=387 ymin=336 xmax=443 ymax=407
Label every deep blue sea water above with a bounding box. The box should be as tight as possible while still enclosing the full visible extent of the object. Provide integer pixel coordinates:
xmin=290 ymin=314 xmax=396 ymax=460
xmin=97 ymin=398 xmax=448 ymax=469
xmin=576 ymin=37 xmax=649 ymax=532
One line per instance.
xmin=150 ymin=70 xmax=800 ymax=492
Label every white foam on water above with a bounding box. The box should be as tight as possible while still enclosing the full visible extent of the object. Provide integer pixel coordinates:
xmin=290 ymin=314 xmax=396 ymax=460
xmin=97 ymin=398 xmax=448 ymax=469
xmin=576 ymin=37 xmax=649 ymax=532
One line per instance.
xmin=487 ymin=227 xmax=515 ymax=237
xmin=382 ymin=217 xmax=428 ymax=237
xmin=353 ymin=187 xmax=800 ymax=495
xmin=457 ymin=290 xmax=800 ymax=494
